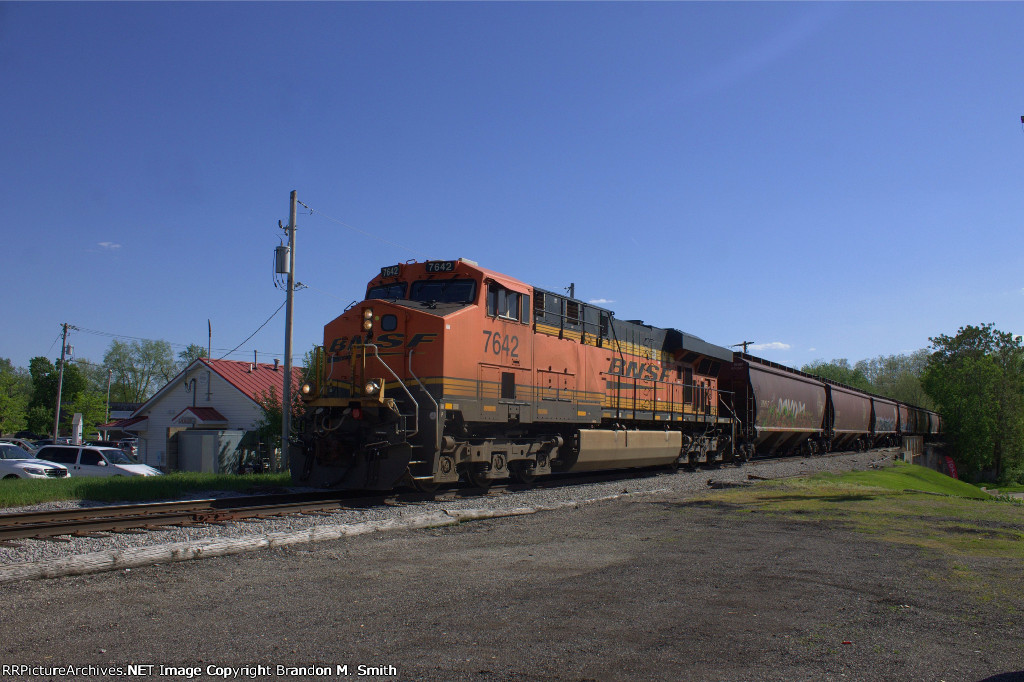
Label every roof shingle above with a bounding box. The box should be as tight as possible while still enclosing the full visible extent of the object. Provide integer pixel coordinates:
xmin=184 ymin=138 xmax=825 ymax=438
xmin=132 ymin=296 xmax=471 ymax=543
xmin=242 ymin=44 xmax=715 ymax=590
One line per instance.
xmin=200 ymin=358 xmax=304 ymax=405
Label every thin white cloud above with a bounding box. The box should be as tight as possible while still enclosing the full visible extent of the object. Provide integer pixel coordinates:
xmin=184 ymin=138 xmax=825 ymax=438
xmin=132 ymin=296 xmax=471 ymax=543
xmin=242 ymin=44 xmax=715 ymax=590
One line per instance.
xmin=749 ymin=341 xmax=791 ymax=351
xmin=588 ymin=298 xmax=615 ymax=305
xmin=98 ymin=242 xmax=122 ymax=250
xmin=807 ymin=347 xmax=817 ymax=352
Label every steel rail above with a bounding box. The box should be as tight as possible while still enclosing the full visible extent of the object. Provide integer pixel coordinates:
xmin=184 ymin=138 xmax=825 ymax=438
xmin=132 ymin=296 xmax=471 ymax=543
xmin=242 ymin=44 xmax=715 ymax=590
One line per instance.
xmin=0 ymin=496 xmax=384 ymax=544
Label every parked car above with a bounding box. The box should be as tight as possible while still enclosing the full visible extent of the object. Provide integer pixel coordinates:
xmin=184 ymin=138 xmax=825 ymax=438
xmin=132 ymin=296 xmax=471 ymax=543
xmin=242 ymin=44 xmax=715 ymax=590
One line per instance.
xmin=34 ymin=445 xmax=162 ymax=477
xmin=0 ymin=443 xmax=70 ymax=479
xmin=87 ymin=439 xmax=139 ymax=459
xmin=118 ymin=438 xmax=139 ymax=458
xmin=0 ymin=437 xmax=39 ymax=455
xmin=32 ymin=437 xmax=72 ymax=448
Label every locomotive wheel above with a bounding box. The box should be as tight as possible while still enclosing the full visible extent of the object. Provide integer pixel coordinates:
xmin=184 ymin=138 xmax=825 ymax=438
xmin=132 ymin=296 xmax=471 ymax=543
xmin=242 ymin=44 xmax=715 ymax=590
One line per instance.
xmin=465 ymin=465 xmax=492 ymax=489
xmin=510 ymin=462 xmax=537 ymax=485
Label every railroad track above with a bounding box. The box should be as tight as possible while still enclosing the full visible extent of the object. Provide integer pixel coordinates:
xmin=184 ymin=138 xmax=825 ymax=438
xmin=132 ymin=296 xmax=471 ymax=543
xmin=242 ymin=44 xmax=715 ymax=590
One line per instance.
xmin=0 ymin=448 xmax=898 ymax=547
xmin=0 ymin=492 xmax=383 ymax=546
xmin=0 ymin=468 xmax=674 ymax=546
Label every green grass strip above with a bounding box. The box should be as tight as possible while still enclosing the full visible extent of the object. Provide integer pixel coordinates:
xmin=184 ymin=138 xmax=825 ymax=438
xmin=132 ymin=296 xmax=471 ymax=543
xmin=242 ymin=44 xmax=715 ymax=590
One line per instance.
xmin=0 ymin=472 xmax=293 ymax=508
xmin=811 ymin=461 xmax=992 ymax=499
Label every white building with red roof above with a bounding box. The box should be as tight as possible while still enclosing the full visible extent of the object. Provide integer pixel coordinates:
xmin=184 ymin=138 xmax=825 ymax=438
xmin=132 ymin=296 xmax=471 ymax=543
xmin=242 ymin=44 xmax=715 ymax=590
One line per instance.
xmin=123 ymin=358 xmax=303 ymax=472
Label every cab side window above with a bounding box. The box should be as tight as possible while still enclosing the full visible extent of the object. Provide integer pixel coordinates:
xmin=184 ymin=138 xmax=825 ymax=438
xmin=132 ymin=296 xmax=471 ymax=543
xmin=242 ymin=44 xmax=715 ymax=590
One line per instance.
xmin=486 ymin=283 xmax=529 ymax=323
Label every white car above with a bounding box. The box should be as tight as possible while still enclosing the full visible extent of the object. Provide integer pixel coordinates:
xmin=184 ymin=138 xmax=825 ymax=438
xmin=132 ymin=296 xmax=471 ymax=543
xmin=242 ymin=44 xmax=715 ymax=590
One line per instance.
xmin=0 ymin=438 xmax=40 ymax=456
xmin=34 ymin=445 xmax=163 ymax=478
xmin=0 ymin=443 xmax=70 ymax=479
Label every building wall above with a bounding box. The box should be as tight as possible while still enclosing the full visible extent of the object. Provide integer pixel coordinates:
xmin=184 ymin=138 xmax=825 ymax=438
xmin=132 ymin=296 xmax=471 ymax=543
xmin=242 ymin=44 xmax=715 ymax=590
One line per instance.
xmin=134 ymin=366 xmax=265 ymax=469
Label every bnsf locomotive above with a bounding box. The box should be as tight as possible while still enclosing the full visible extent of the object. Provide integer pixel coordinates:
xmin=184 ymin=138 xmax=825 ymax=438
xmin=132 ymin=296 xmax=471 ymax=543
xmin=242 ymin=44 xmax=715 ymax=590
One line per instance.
xmin=291 ymin=259 xmax=939 ymax=490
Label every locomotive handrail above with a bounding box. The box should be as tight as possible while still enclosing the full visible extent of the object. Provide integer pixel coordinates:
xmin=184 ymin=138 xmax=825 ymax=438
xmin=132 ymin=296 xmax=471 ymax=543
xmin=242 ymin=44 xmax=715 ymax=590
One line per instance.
xmin=407 ymin=349 xmax=442 ymax=451
xmin=366 ymin=344 xmax=420 ymax=441
xmin=718 ymin=391 xmax=738 ymax=421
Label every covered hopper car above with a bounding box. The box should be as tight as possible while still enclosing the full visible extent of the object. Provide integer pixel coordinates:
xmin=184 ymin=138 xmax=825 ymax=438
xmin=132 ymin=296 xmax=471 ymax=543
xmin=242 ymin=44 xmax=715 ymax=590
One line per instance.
xmin=291 ymin=259 xmax=939 ymax=490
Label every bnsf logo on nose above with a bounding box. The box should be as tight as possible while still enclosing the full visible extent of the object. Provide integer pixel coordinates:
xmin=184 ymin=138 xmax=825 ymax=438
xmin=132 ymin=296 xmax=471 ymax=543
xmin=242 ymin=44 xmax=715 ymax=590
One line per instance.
xmin=328 ymin=333 xmax=438 ymax=354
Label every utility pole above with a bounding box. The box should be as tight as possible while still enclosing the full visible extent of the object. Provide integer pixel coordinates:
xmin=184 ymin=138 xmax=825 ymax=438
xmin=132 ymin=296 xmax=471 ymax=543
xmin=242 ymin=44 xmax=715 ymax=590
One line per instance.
xmin=105 ymin=368 xmax=112 ymax=423
xmin=281 ymin=190 xmax=297 ymax=471
xmin=732 ymin=341 xmax=755 ymax=354
xmin=52 ymin=323 xmax=70 ymax=441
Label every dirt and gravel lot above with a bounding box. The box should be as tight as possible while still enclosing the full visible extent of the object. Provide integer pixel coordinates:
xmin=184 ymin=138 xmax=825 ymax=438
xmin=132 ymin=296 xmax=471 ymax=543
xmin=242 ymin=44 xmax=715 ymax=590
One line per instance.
xmin=1 ymin=455 xmax=1022 ymax=682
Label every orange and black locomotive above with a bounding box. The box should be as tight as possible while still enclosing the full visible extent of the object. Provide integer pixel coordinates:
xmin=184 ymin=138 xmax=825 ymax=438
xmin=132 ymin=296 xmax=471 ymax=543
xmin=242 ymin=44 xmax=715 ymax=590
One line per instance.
xmin=291 ymin=258 xmax=734 ymax=490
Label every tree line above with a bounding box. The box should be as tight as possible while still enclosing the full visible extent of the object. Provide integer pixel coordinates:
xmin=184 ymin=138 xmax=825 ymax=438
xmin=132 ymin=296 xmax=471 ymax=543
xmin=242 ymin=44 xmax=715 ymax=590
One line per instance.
xmin=802 ymin=324 xmax=1023 ymax=483
xmin=0 ymin=340 xmax=208 ymax=438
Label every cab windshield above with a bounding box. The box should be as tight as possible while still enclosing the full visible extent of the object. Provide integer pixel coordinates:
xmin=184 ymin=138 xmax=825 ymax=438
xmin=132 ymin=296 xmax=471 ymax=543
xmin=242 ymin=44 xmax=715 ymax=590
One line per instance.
xmin=409 ymin=279 xmax=476 ymax=304
xmin=367 ymin=282 xmax=408 ymax=300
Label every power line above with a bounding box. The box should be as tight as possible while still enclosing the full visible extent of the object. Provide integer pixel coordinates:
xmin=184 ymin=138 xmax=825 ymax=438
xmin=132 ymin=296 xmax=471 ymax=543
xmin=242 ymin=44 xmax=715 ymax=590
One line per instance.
xmin=297 ymin=200 xmax=429 ymax=259
xmin=75 ymin=327 xmax=206 ymax=351
xmin=45 ymin=329 xmax=63 ymax=357
xmin=217 ymin=300 xmax=287 ymax=360
xmin=68 ymin=325 xmax=286 ymax=361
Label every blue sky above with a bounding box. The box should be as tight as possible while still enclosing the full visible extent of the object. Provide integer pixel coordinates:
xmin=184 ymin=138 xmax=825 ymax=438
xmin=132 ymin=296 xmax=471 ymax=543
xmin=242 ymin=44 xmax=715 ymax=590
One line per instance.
xmin=3 ymin=2 xmax=1022 ymax=372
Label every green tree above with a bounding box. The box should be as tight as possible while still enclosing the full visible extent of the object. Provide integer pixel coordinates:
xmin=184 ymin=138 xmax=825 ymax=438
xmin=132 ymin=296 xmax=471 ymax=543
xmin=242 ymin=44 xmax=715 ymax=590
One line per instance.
xmin=65 ymin=392 xmax=109 ymax=440
xmin=25 ymin=356 xmax=106 ymax=437
xmin=104 ymin=339 xmax=177 ymax=402
xmin=29 ymin=356 xmax=86 ymax=411
xmin=252 ymin=384 xmax=304 ymax=471
xmin=75 ymin=358 xmax=113 ymax=397
xmin=855 ymin=350 xmax=932 ymax=408
xmin=177 ymin=344 xmax=208 ymax=372
xmin=801 ymin=358 xmax=874 ymax=392
xmin=26 ymin=404 xmax=53 ymax=436
xmin=0 ymin=358 xmax=31 ymax=434
xmin=923 ymin=324 xmax=1024 ymax=481
xmin=27 ymin=356 xmax=89 ymax=436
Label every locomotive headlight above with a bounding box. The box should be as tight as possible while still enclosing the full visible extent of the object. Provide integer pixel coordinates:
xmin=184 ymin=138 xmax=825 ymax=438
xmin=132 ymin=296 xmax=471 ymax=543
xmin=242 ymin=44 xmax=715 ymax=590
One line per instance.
xmin=364 ymin=379 xmax=381 ymax=396
xmin=362 ymin=319 xmax=374 ymax=331
xmin=300 ymin=383 xmax=312 ymax=395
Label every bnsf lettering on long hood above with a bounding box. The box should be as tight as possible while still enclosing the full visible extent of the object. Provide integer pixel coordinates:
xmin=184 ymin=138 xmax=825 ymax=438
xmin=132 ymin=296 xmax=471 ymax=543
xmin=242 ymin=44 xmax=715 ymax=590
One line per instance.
xmin=327 ymin=333 xmax=438 ymax=354
xmin=607 ymin=357 xmax=672 ymax=382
